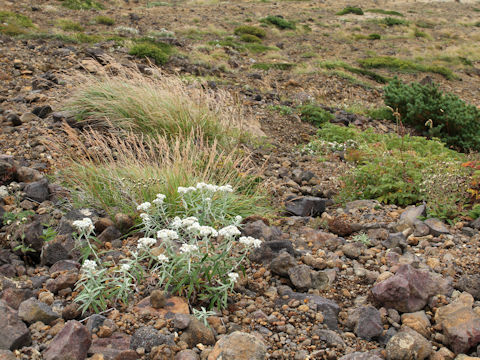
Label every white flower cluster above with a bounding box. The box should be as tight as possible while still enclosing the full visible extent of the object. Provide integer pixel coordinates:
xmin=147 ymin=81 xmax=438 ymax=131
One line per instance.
xmin=157 ymin=254 xmax=169 ymax=263
xmin=186 ymin=222 xmax=218 ymax=237
xmin=120 ymin=263 xmax=131 ymax=271
xmin=180 ymin=243 xmax=198 ymax=253
xmin=72 ymin=217 xmax=94 ymax=234
xmin=137 ymin=237 xmax=157 ymax=249
xmin=218 ymin=225 xmax=241 ymax=238
xmin=140 ymin=213 xmax=151 ymax=226
xmin=177 ymin=183 xmax=234 ymax=195
xmin=153 ymin=193 xmax=166 ymax=205
xmin=239 ymin=236 xmax=262 ymax=248
xmin=157 ymin=229 xmax=179 ymax=241
xmin=228 ymin=272 xmax=239 ymax=283
xmin=137 ymin=202 xmax=152 ymax=212
xmin=82 ymin=259 xmax=97 ymax=272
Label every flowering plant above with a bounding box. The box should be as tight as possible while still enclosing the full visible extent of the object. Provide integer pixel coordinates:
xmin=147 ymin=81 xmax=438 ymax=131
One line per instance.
xmin=73 ymin=182 xmax=262 ymax=313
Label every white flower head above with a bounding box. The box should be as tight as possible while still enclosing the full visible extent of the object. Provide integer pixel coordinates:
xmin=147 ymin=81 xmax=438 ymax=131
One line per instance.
xmin=81 ymin=259 xmax=97 ymax=272
xmin=228 ymin=272 xmax=239 ymax=283
xmin=235 ymin=215 xmax=243 ymax=223
xmin=120 ymin=263 xmax=131 ymax=271
xmin=137 ymin=237 xmax=157 ymax=249
xmin=178 ymin=186 xmax=196 ymax=195
xmin=170 ymin=217 xmax=182 ymax=229
xmin=198 ymin=226 xmax=218 ymax=238
xmin=137 ymin=202 xmax=151 ymax=211
xmin=153 ymin=193 xmax=166 ymax=205
xmin=218 ymin=225 xmax=241 ymax=238
xmin=180 ymin=243 xmax=198 ymax=253
xmin=239 ymin=236 xmax=262 ymax=248
xmin=157 ymin=229 xmax=179 ymax=241
xmin=72 ymin=218 xmax=94 ymax=234
xmin=157 ymin=254 xmax=169 ymax=263
xmin=181 ymin=217 xmax=199 ymax=228
xmin=140 ymin=213 xmax=151 ymax=225
xmin=218 ymin=184 xmax=233 ymax=193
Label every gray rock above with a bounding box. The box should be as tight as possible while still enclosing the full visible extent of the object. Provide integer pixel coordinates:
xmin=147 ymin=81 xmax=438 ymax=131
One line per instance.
xmin=382 ymin=232 xmax=407 ymax=250
xmin=345 ymin=200 xmax=381 ymax=212
xmin=18 ymin=298 xmax=60 ymax=325
xmin=313 ymin=329 xmax=345 ymax=348
xmin=43 ymin=320 xmax=92 ymax=360
xmin=342 ymin=242 xmax=364 ymax=259
xmin=352 ymin=306 xmax=383 ymax=341
xmin=0 ymin=287 xmax=33 ymax=310
xmin=242 ymin=220 xmax=282 ymax=241
xmin=150 ymin=289 xmax=166 ymax=309
xmin=97 ymin=226 xmax=122 ymax=243
xmin=385 ymin=327 xmax=432 ymax=360
xmin=179 ymin=317 xmax=215 ymax=347
xmin=130 ymin=326 xmax=174 ymax=353
xmin=270 ymin=252 xmax=296 ymax=276
xmin=23 ymin=220 xmax=44 ymax=252
xmin=173 ymin=314 xmax=191 ymax=330
xmin=455 ymin=274 xmax=480 ymax=300
xmin=311 ymin=271 xmax=330 ymax=290
xmin=288 ymin=265 xmax=312 ymax=291
xmin=41 ymin=242 xmax=69 ymax=266
xmin=285 ymin=196 xmax=326 ymax=217
xmin=413 ymin=222 xmax=430 ymax=237
xmin=175 ymin=349 xmax=199 ymax=360
xmin=0 ymin=300 xmax=31 ymax=350
xmin=249 ymin=240 xmax=296 ymax=264
xmin=88 ymin=332 xmax=131 ymax=360
xmin=32 ymin=105 xmax=52 ymax=119
xmin=339 ymin=352 xmax=383 ymax=360
xmin=424 ymin=218 xmax=450 ymax=236
xmin=86 ymin=314 xmax=106 ymax=333
xmin=45 ymin=270 xmax=78 ymax=294
xmin=470 ymin=217 xmax=480 ymax=230
xmin=49 ymin=260 xmax=80 ymax=274
xmin=400 ymin=205 xmax=426 ymax=226
xmin=23 ymin=178 xmax=49 ymax=203
xmin=208 ymin=331 xmax=266 ymax=360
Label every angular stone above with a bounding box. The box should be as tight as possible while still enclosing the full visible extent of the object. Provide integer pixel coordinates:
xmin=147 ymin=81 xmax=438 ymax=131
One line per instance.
xmin=208 ymin=331 xmax=266 ymax=360
xmin=401 ymin=311 xmax=431 ymax=338
xmin=175 ymin=349 xmax=199 ymax=360
xmin=0 ymin=300 xmax=31 ymax=350
xmin=400 ymin=205 xmax=426 ymax=226
xmin=249 ymin=240 xmax=296 ymax=264
xmin=424 ymin=218 xmax=450 ymax=237
xmin=49 ymin=260 xmax=81 ymax=274
xmin=455 ymin=274 xmax=480 ymax=300
xmin=342 ymin=242 xmax=364 ymax=259
xmin=382 ymin=232 xmax=407 ymax=250
xmin=371 ymin=264 xmax=451 ymax=313
xmin=173 ymin=314 xmax=191 ymax=330
xmin=114 ymin=213 xmax=134 ymax=233
xmin=313 ymin=329 xmax=345 ymax=348
xmin=130 ymin=326 xmax=174 ymax=353
xmin=23 ymin=220 xmax=43 ymax=252
xmin=32 ymin=105 xmax=52 ymax=119
xmin=179 ymin=317 xmax=215 ymax=347
xmin=242 ymin=220 xmax=282 ymax=241
xmin=97 ymin=226 xmax=122 ymax=243
xmin=88 ymin=332 xmax=131 ymax=360
xmin=43 ymin=320 xmax=92 ymax=360
xmin=45 ymin=270 xmax=78 ymax=294
xmin=41 ymin=241 xmax=69 ymax=266
xmin=435 ymin=293 xmax=480 ymax=354
xmin=285 ymin=196 xmax=326 ymax=217
xmin=18 ymin=298 xmax=59 ymax=325
xmin=0 ymin=287 xmax=33 ymax=310
xmin=386 ymin=327 xmax=432 ymax=360
xmin=352 ymin=306 xmax=383 ymax=341
xmin=150 ymin=290 xmax=166 ymax=309
xmin=23 ymin=178 xmax=49 ymax=203
xmin=288 ymin=265 xmax=312 ymax=291
xmin=269 ymin=252 xmax=296 ymax=276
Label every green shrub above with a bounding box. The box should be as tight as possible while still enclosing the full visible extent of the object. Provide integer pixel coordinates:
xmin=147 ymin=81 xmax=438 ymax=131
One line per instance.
xmin=365 ymin=9 xmax=403 ymax=16
xmin=129 ymin=42 xmax=172 ymax=65
xmin=414 ymin=28 xmax=428 ymax=38
xmin=307 ymin=123 xmax=468 ymax=218
xmin=56 ymin=19 xmax=84 ymax=31
xmin=234 ymin=25 xmax=266 ymax=38
xmin=336 ymin=6 xmax=364 ymax=15
xmin=318 ymin=60 xmax=389 ymax=83
xmin=384 ymin=78 xmax=480 ymax=151
xmin=252 ymin=62 xmax=294 ymax=70
xmin=240 ymin=34 xmax=261 ymax=43
xmin=358 ymin=56 xmax=457 ymax=80
xmin=95 ymin=15 xmax=115 ymax=25
xmin=261 ymin=15 xmax=296 ymax=30
xmin=366 ymin=106 xmax=395 ymax=120
xmin=368 ymin=33 xmax=381 ymax=40
xmin=61 ymin=0 xmax=104 ymax=10
xmin=298 ymin=104 xmax=334 ymax=126
xmin=382 ymin=17 xmax=409 ymax=26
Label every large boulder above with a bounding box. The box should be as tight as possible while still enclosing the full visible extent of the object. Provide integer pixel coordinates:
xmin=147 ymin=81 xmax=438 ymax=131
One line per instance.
xmin=385 ymin=327 xmax=432 ymax=360
xmin=435 ymin=293 xmax=480 ymax=354
xmin=371 ymin=264 xmax=451 ymax=313
xmin=208 ymin=331 xmax=266 ymax=360
xmin=0 ymin=300 xmax=31 ymax=350
xmin=43 ymin=320 xmax=92 ymax=360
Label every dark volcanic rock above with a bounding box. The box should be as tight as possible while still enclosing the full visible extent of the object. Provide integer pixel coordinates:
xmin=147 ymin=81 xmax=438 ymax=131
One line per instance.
xmin=43 ymin=320 xmax=92 ymax=360
xmin=130 ymin=326 xmax=174 ymax=353
xmin=23 ymin=178 xmax=49 ymax=203
xmin=0 ymin=300 xmax=31 ymax=350
xmin=285 ymin=196 xmax=326 ymax=217
xmin=455 ymin=274 xmax=480 ymax=300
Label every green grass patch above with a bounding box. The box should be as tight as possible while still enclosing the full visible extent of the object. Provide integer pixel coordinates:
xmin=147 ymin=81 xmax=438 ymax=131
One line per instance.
xmin=298 ymin=104 xmax=334 ymax=126
xmin=365 ymin=9 xmax=403 ymax=16
xmin=60 ymin=0 xmax=104 ymax=10
xmin=268 ymin=105 xmax=294 ymax=115
xmin=234 ymin=25 xmax=266 ymax=38
xmin=95 ymin=15 xmax=115 ymax=25
xmin=414 ymin=28 xmax=429 ymax=38
xmin=416 ymin=20 xmax=435 ymax=28
xmin=261 ymin=15 xmax=296 ymax=30
xmin=336 ymin=6 xmax=363 ymax=15
xmin=252 ymin=62 xmax=295 ymax=70
xmin=358 ymin=56 xmax=457 ymax=80
xmin=318 ymin=60 xmax=389 ymax=83
xmin=374 ymin=17 xmax=409 ymax=26
xmin=239 ymin=34 xmax=261 ymax=43
xmin=0 ymin=11 xmax=34 ymax=35
xmin=353 ymin=33 xmax=381 ymax=40
xmin=129 ymin=41 xmax=172 ymax=65
xmin=56 ymin=19 xmax=84 ymax=31
xmin=146 ymin=1 xmax=170 ymax=7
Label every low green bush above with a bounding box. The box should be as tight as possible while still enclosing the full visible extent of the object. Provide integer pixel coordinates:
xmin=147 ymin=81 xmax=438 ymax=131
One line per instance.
xmin=365 ymin=9 xmax=403 ymax=16
xmin=234 ymin=25 xmax=266 ymax=38
xmin=336 ymin=6 xmax=364 ymax=15
xmin=384 ymin=78 xmax=480 ymax=151
xmin=95 ymin=16 xmax=115 ymax=25
xmin=298 ymin=104 xmax=334 ymax=126
xmin=240 ymin=34 xmax=261 ymax=43
xmin=61 ymin=0 xmax=104 ymax=10
xmin=261 ymin=15 xmax=296 ymax=30
xmin=129 ymin=42 xmax=172 ymax=65
xmin=0 ymin=11 xmax=34 ymax=35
